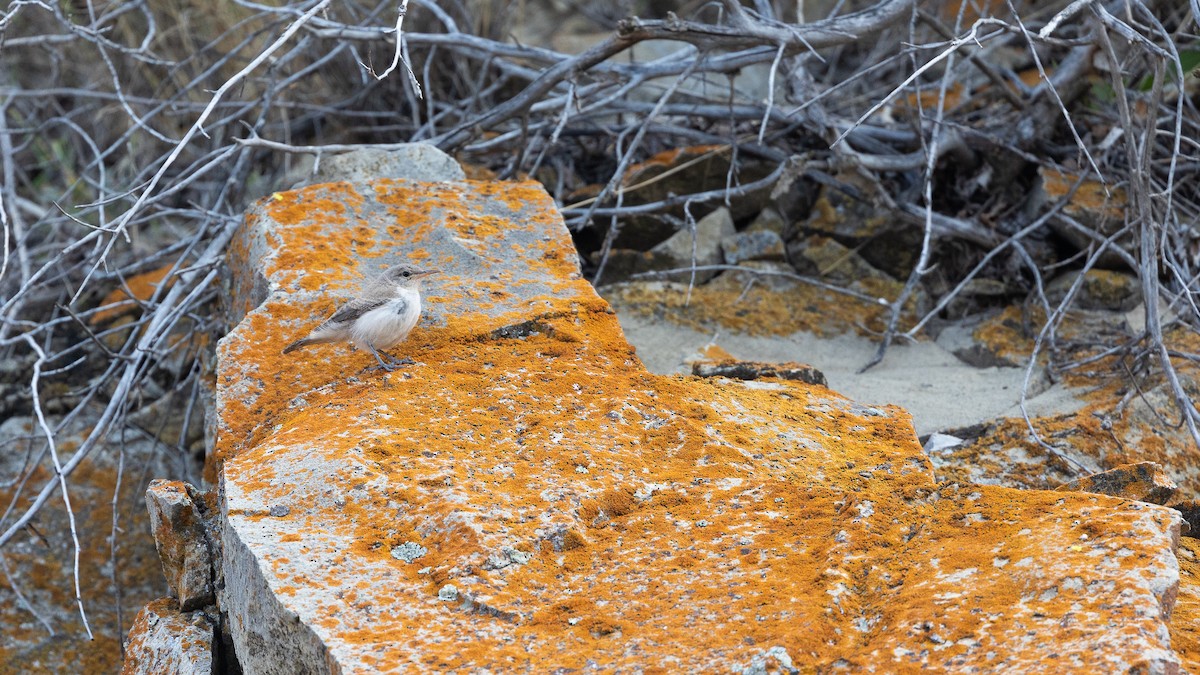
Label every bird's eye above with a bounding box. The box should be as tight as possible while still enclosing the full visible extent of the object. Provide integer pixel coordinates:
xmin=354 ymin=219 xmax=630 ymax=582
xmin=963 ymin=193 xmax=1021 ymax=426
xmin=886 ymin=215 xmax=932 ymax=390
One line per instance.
xmin=401 ymin=271 xmax=411 ymax=278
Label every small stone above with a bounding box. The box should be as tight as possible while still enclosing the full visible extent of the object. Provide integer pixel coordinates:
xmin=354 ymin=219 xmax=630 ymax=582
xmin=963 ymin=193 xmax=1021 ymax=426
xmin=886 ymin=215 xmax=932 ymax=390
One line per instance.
xmin=1056 ymin=462 xmax=1177 ymax=505
xmin=788 ymin=235 xmax=895 ymax=284
xmin=269 ymin=505 xmax=290 ymax=517
xmin=649 ymin=206 xmax=736 ymax=282
xmin=1046 ymin=269 xmax=1142 ymax=312
xmin=721 ymin=230 xmax=786 ymax=265
xmin=391 ymin=542 xmax=428 ymax=563
xmin=745 ymin=207 xmax=786 ymax=236
xmin=692 ymin=360 xmax=827 ymax=387
xmin=145 ymin=480 xmax=215 ymax=611
xmin=798 ymin=174 xmax=921 ymax=278
xmin=438 ymin=584 xmax=459 ymax=602
xmin=121 ymin=598 xmax=216 ymax=675
xmin=1037 ymin=167 xmax=1131 ymax=265
xmin=704 ymin=260 xmax=805 ymax=293
xmin=923 ymin=433 xmax=965 ymax=454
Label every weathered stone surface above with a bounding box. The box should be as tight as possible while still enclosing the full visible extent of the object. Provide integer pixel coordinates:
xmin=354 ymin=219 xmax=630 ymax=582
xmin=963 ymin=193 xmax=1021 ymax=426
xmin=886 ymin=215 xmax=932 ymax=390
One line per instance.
xmin=955 ymin=303 xmax=1200 ymax=494
xmin=121 ymin=598 xmax=215 ymax=675
xmin=951 ymin=306 xmax=1200 ymax=502
xmin=721 ymin=229 xmax=786 ymax=264
xmin=1173 ymin=499 xmax=1200 ymax=537
xmin=90 ymin=264 xmax=174 ymax=329
xmin=789 ymin=234 xmax=895 ymax=284
xmin=1046 ymin=268 xmax=1142 ymax=312
xmin=588 ymin=206 xmax=737 ymax=285
xmin=292 ymin=145 xmax=466 ymax=188
xmin=934 ymin=278 xmax=1013 ymax=321
xmin=582 ymin=147 xmax=770 ymax=250
xmin=692 ymin=359 xmax=827 ymax=386
xmin=1175 ymin=537 xmax=1200 ymax=672
xmin=706 ymin=260 xmax=810 ymax=292
xmin=798 ymin=173 xmax=919 ymax=279
xmin=1119 ymin=370 xmax=1200 ymax=499
xmin=649 ymin=205 xmax=735 ymax=278
xmin=146 ymin=480 xmax=215 ymax=611
xmin=746 ymin=206 xmax=786 ymax=236
xmin=1037 ymin=167 xmax=1131 ymax=265
xmin=88 ymin=264 xmax=207 ymax=377
xmin=1057 ymin=462 xmax=1178 ymax=505
xmin=214 ymin=177 xmax=1184 ymax=673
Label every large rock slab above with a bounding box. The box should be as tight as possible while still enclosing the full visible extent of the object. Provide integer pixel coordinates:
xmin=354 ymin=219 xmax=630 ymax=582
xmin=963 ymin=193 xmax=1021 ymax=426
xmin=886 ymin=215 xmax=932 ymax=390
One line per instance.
xmin=1176 ymin=537 xmax=1200 ymax=672
xmin=213 ymin=176 xmax=1183 ymax=672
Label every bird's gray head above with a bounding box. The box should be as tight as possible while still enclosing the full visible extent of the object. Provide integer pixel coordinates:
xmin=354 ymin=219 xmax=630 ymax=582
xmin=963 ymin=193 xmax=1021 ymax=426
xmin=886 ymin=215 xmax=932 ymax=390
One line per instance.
xmin=380 ymin=264 xmax=439 ymax=287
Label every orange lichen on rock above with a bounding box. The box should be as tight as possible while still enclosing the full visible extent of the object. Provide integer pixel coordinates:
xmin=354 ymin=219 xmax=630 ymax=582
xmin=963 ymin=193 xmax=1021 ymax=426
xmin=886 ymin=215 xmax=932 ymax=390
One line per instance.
xmin=1039 ymin=167 xmax=1127 ymax=222
xmin=91 ymin=264 xmax=175 ymax=325
xmin=0 ymin=418 xmax=174 ymax=674
xmin=1176 ymin=537 xmax=1200 ymax=673
xmin=697 ymin=342 xmax=735 ymax=362
xmin=970 ymin=304 xmax=1041 ymax=365
xmin=897 ymin=82 xmax=965 ymax=114
xmin=121 ymin=598 xmax=214 ymax=675
xmin=948 ymin=309 xmax=1200 ymax=500
xmin=1056 ymin=462 xmax=1177 ymax=505
xmin=214 ymin=176 xmax=1185 ymax=673
xmin=601 ymin=275 xmax=904 ymax=339
xmin=626 ymin=144 xmax=728 ymax=174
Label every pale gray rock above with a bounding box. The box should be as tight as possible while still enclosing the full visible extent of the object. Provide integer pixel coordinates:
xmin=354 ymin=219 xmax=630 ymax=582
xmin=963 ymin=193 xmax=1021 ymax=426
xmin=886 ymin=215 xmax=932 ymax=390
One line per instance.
xmin=721 ymin=230 xmax=786 ymax=264
xmin=745 ymin=206 xmax=786 ymax=236
xmin=220 ymin=518 xmax=331 ymax=675
xmin=122 ymin=600 xmax=216 ymax=675
xmin=288 ymin=144 xmax=466 ymax=188
xmin=650 ymin=206 xmax=736 ymax=282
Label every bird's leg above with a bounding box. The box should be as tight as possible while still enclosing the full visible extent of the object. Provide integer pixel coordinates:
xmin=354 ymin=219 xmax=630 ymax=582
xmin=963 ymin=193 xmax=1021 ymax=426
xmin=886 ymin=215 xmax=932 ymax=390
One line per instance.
xmin=364 ymin=342 xmax=413 ymax=372
xmin=364 ymin=341 xmax=396 ymax=372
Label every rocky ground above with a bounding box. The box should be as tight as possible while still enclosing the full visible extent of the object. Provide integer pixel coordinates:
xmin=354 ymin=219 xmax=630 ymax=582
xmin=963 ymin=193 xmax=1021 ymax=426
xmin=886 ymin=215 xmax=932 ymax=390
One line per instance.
xmin=2 ymin=143 xmax=1197 ymax=673
xmin=114 ymin=148 xmax=1196 ymax=673
xmin=1 ymin=0 xmax=1196 ymax=670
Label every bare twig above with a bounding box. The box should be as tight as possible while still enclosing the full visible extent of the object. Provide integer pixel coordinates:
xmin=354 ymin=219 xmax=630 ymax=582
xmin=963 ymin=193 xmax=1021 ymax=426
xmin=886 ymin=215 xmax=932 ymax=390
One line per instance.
xmin=23 ymin=335 xmax=92 ymax=639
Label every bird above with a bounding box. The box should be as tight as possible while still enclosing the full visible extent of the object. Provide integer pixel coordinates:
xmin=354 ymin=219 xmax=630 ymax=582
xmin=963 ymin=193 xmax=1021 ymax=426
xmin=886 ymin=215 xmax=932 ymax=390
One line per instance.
xmin=282 ymin=264 xmax=439 ymax=371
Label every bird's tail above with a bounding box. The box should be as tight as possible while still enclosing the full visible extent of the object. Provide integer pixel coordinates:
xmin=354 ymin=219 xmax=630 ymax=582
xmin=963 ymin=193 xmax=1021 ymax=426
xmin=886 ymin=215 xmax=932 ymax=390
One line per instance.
xmin=282 ymin=338 xmax=315 ymax=354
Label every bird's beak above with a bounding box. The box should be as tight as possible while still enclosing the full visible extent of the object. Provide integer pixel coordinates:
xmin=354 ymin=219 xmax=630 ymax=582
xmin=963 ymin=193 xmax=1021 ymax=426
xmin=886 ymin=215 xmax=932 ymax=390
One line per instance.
xmin=414 ymin=269 xmax=441 ymax=278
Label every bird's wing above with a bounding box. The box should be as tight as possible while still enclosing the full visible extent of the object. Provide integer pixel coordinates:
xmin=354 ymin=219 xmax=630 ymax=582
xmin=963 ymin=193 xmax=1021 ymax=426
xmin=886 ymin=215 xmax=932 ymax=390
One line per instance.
xmin=321 ymin=296 xmax=390 ymax=328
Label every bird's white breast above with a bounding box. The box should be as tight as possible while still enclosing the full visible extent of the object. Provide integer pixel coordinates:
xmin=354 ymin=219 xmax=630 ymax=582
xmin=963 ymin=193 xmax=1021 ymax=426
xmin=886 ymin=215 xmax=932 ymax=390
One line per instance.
xmin=350 ymin=286 xmax=422 ymax=350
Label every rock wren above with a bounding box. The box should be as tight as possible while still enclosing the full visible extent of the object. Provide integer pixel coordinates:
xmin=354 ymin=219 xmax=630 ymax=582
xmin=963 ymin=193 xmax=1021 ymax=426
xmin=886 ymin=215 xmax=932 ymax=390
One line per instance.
xmin=283 ymin=264 xmax=439 ymax=371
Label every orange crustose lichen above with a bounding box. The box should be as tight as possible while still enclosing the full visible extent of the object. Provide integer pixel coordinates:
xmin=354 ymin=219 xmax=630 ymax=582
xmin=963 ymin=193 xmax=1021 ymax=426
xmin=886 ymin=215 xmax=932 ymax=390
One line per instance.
xmin=212 ymin=177 xmax=1183 ymax=672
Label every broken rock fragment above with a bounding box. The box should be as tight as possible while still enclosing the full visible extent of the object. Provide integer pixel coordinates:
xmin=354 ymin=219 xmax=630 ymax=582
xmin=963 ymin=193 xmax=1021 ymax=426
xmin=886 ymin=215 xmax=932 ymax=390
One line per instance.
xmin=692 ymin=359 xmax=827 ymax=386
xmin=145 ymin=479 xmax=216 ymax=611
xmin=1056 ymin=461 xmax=1178 ymax=506
xmin=121 ymin=598 xmax=216 ymax=675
